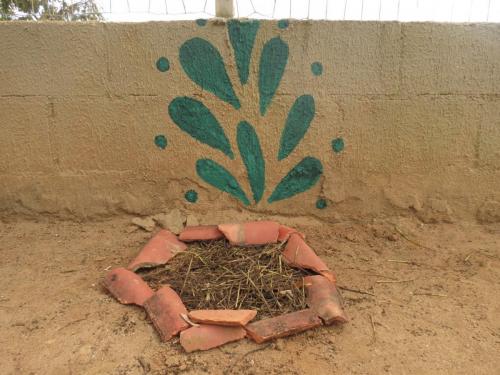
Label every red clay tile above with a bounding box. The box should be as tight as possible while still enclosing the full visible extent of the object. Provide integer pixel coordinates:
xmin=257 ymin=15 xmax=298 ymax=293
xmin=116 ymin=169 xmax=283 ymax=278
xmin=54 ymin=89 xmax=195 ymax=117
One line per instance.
xmin=245 ymin=309 xmax=322 ymax=343
xmin=218 ymin=221 xmax=280 ymax=246
xmin=217 ymin=223 xmax=244 ymax=244
xmin=143 ymin=286 xmax=189 ymax=341
xmin=319 ymin=270 xmax=336 ymax=283
xmin=282 ymin=234 xmax=336 ymax=283
xmin=277 ymin=225 xmax=305 ymax=242
xmin=188 ymin=309 xmax=257 ymax=327
xmin=103 ymin=267 xmax=154 ymax=306
xmin=128 ymin=230 xmax=187 ymax=271
xmin=304 ymin=275 xmax=348 ymax=324
xmin=178 ymin=225 xmax=224 ymax=242
xmin=244 ymin=221 xmax=280 ymax=245
xmin=180 ymin=324 xmax=246 ymax=352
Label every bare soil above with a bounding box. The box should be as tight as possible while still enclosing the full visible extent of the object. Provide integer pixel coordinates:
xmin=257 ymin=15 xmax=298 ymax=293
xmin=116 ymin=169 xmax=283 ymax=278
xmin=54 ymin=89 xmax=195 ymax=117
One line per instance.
xmin=1 ymin=216 xmax=499 ymax=375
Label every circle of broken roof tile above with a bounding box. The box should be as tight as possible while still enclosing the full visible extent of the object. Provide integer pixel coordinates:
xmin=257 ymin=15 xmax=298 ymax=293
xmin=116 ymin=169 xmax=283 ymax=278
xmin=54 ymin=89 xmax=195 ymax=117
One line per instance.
xmin=102 ymin=220 xmax=348 ymax=352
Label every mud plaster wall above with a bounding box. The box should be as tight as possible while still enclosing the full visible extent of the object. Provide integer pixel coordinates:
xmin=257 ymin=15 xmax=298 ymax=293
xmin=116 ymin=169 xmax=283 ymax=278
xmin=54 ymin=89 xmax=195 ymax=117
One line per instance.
xmin=1 ymin=21 xmax=500 ymax=222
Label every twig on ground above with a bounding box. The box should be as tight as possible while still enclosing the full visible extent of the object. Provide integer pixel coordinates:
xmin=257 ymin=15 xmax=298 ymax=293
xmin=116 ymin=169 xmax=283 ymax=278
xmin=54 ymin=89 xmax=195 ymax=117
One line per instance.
xmin=411 ymin=292 xmax=447 ymax=297
xmin=338 ymin=286 xmax=375 ymax=297
xmin=60 ymin=269 xmax=78 ymax=273
xmin=180 ymin=256 xmax=193 ymax=295
xmin=387 ymin=259 xmax=420 ymax=266
xmin=369 ymin=314 xmax=376 ymax=344
xmin=394 ymin=226 xmax=437 ymax=252
xmin=375 ymin=279 xmax=415 ymax=284
xmin=366 ymin=273 xmax=399 ymax=281
xmin=57 ymin=317 xmax=87 ymax=331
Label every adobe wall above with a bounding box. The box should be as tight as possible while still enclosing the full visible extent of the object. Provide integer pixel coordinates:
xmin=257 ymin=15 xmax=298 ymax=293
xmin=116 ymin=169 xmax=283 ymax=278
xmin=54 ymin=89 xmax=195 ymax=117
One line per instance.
xmin=1 ymin=21 xmax=499 ymax=222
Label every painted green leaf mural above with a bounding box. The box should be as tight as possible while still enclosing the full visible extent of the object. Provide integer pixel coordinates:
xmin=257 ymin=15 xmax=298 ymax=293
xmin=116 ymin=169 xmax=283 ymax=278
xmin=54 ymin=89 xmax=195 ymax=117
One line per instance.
xmin=168 ymin=96 xmax=234 ymax=159
xmin=228 ymin=20 xmax=260 ymax=85
xmin=237 ymin=121 xmax=265 ymax=203
xmin=258 ymin=37 xmax=289 ymax=116
xmin=196 ymin=159 xmax=250 ymax=206
xmin=160 ymin=21 xmax=339 ymax=206
xmin=278 ymin=95 xmax=315 ymax=161
xmin=268 ymin=157 xmax=323 ymax=203
xmin=179 ymin=38 xmax=241 ymax=109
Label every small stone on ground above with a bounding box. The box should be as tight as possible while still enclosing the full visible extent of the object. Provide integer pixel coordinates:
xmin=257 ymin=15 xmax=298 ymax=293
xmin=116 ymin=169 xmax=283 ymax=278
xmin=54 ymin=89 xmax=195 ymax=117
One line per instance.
xmin=131 ymin=217 xmax=156 ymax=232
xmin=153 ymin=209 xmax=185 ymax=234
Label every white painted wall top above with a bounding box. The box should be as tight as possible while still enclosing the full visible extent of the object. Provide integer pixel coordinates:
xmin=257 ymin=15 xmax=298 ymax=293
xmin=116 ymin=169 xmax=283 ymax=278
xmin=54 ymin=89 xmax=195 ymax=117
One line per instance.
xmin=93 ymin=0 xmax=500 ymax=23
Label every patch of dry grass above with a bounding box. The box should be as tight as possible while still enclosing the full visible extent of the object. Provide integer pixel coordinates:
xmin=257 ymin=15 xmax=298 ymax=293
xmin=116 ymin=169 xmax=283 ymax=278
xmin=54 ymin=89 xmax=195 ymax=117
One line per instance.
xmin=140 ymin=240 xmax=310 ymax=319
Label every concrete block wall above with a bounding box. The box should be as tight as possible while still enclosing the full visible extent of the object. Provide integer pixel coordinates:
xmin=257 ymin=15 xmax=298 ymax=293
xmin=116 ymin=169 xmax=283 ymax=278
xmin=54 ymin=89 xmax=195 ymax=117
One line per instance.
xmin=0 ymin=21 xmax=499 ymax=222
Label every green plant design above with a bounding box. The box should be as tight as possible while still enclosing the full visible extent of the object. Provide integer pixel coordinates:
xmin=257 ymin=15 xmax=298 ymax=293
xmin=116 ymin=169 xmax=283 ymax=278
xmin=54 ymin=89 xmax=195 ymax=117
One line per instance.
xmin=168 ymin=96 xmax=234 ymax=159
xmin=196 ymin=159 xmax=250 ymax=206
xmin=258 ymin=37 xmax=289 ymax=116
xmin=278 ymin=95 xmax=315 ymax=161
xmin=237 ymin=121 xmax=265 ymax=203
xmin=164 ymin=20 xmax=335 ymax=206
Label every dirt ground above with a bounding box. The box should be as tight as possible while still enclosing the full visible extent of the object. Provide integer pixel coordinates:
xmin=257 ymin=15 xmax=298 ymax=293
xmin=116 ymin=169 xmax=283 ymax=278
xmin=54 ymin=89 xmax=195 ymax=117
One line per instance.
xmin=1 ymin=214 xmax=499 ymax=375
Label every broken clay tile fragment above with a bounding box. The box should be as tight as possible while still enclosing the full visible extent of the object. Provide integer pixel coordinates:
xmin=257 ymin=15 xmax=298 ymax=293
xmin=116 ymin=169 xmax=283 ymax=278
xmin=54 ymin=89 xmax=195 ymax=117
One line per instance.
xmin=188 ymin=309 xmax=257 ymax=327
xmin=304 ymin=275 xmax=348 ymax=324
xmin=178 ymin=225 xmax=224 ymax=242
xmin=218 ymin=221 xmax=280 ymax=246
xmin=282 ymin=234 xmax=336 ymax=283
xmin=128 ymin=230 xmax=187 ymax=272
xmin=277 ymin=225 xmax=305 ymax=242
xmin=180 ymin=324 xmax=246 ymax=352
xmin=143 ymin=286 xmax=189 ymax=341
xmin=245 ymin=309 xmax=322 ymax=343
xmin=217 ymin=223 xmax=242 ymax=244
xmin=103 ymin=267 xmax=154 ymax=306
xmin=319 ymin=270 xmax=336 ymax=283
xmin=243 ymin=221 xmax=280 ymax=245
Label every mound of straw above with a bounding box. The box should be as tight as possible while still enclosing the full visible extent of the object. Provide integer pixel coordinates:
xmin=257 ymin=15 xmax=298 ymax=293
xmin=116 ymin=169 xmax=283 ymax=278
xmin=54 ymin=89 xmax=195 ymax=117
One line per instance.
xmin=139 ymin=240 xmax=310 ymax=319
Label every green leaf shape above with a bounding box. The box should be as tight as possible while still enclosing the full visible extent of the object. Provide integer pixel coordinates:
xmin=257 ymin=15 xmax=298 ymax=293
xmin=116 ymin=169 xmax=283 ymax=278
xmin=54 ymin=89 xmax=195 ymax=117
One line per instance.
xmin=237 ymin=121 xmax=265 ymax=203
xmin=196 ymin=159 xmax=250 ymax=206
xmin=168 ymin=97 xmax=234 ymax=159
xmin=228 ymin=19 xmax=260 ymax=85
xmin=278 ymin=95 xmax=315 ymax=161
xmin=258 ymin=37 xmax=289 ymax=116
xmin=268 ymin=157 xmax=323 ymax=203
xmin=180 ymin=38 xmax=241 ymax=109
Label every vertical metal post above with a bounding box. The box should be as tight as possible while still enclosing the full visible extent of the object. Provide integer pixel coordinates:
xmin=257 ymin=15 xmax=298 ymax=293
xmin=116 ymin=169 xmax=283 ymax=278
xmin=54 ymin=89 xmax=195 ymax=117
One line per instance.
xmin=216 ymin=0 xmax=234 ymax=18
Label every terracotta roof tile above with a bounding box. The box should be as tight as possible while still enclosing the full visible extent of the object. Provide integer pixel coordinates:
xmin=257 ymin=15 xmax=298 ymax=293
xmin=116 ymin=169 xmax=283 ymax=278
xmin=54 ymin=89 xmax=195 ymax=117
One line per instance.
xmin=180 ymin=324 xmax=246 ymax=352
xmin=103 ymin=267 xmax=154 ymax=306
xmin=144 ymin=286 xmax=189 ymax=341
xmin=128 ymin=230 xmax=187 ymax=271
xmin=245 ymin=309 xmax=322 ymax=343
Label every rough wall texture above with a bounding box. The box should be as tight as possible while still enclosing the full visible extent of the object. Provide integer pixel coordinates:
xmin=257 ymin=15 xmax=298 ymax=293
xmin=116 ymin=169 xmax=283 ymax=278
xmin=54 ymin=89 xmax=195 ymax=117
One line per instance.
xmin=0 ymin=21 xmax=499 ymax=222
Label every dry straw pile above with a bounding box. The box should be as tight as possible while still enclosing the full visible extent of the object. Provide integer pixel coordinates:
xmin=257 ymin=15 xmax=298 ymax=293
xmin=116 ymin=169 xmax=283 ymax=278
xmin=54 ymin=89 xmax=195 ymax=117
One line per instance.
xmin=140 ymin=240 xmax=310 ymax=319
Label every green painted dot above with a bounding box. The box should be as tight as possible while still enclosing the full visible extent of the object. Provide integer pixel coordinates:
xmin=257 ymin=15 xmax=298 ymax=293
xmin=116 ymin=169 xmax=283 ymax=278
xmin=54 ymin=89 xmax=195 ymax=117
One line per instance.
xmin=311 ymin=62 xmax=323 ymax=76
xmin=154 ymin=134 xmax=167 ymax=149
xmin=277 ymin=19 xmax=289 ymax=29
xmin=196 ymin=19 xmax=207 ymax=27
xmin=185 ymin=190 xmax=198 ymax=203
xmin=156 ymin=57 xmax=170 ymax=72
xmin=332 ymin=137 xmax=345 ymax=153
xmin=316 ymin=198 xmax=327 ymax=209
